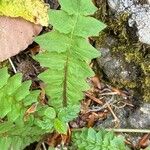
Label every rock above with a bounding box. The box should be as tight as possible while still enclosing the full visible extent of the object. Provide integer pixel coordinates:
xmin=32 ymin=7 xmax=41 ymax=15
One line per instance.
xmin=128 ymin=5 xmax=150 ymax=45
xmin=107 ymin=0 xmax=150 ymax=45
xmin=95 ymin=102 xmax=129 ymax=128
xmin=0 ymin=16 xmax=42 ymax=62
xmin=96 ymin=36 xmax=138 ymax=87
xmin=128 ymin=103 xmax=150 ymax=128
xmin=107 ymin=0 xmax=135 ymax=12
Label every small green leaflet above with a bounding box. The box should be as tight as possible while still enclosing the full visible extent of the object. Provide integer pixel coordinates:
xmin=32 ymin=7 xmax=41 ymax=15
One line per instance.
xmin=54 ymin=118 xmax=68 ymax=134
xmin=72 ymin=128 xmax=128 ymax=150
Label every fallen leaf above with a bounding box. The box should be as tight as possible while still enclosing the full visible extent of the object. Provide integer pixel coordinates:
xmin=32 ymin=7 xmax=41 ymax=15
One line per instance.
xmin=0 ymin=16 xmax=42 ymax=62
xmin=0 ymin=0 xmax=49 ymax=26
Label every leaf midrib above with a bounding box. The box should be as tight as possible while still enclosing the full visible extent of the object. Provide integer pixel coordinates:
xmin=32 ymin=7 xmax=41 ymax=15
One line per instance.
xmin=62 ymin=2 xmax=81 ymax=107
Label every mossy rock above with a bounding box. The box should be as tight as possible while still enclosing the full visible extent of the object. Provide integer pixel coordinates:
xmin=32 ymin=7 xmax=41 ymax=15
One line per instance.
xmin=94 ymin=0 xmax=150 ymax=102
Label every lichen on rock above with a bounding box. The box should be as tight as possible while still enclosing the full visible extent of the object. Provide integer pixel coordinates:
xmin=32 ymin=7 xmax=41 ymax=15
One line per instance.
xmin=107 ymin=0 xmax=150 ymax=45
xmin=0 ymin=0 xmax=49 ymax=26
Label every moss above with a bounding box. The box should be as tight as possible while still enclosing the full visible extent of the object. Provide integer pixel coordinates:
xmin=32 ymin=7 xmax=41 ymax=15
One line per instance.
xmin=95 ymin=1 xmax=150 ymax=102
xmin=141 ymin=58 xmax=150 ymax=102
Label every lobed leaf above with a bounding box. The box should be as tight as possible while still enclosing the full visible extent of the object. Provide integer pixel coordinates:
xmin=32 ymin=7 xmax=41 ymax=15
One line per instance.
xmin=57 ymin=105 xmax=80 ymax=122
xmin=35 ymin=0 xmax=106 ymax=110
xmin=72 ymin=128 xmax=128 ymax=150
xmin=0 ymin=67 xmax=49 ymax=147
xmin=59 ymin=0 xmax=97 ymax=15
xmin=35 ymin=31 xmax=71 ymax=53
xmin=49 ymin=10 xmax=106 ymax=37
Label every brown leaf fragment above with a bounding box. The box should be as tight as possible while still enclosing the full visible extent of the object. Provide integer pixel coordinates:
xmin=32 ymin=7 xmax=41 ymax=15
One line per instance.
xmin=0 ymin=16 xmax=42 ymax=62
xmin=91 ymin=75 xmax=102 ymax=89
xmin=138 ymin=134 xmax=150 ymax=149
xmin=24 ymin=103 xmax=38 ymax=121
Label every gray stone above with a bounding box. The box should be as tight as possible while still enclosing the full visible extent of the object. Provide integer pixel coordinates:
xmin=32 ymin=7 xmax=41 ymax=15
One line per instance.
xmin=95 ymin=102 xmax=129 ymax=128
xmin=129 ymin=5 xmax=150 ymax=45
xmin=107 ymin=0 xmax=150 ymax=45
xmin=107 ymin=0 xmax=135 ymax=12
xmin=96 ymin=36 xmax=138 ymax=86
xmin=128 ymin=103 xmax=150 ymax=128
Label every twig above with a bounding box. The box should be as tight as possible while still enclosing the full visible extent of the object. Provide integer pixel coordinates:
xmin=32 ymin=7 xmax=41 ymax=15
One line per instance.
xmin=106 ymin=102 xmax=120 ymax=127
xmin=88 ymin=95 xmax=114 ymax=112
xmin=106 ymin=128 xmax=150 ymax=133
xmin=42 ymin=143 xmax=47 ymax=150
xmin=8 ymin=58 xmax=17 ymax=73
xmin=100 ymin=88 xmax=112 ymax=93
xmin=99 ymin=92 xmax=118 ymax=96
xmin=85 ymin=92 xmax=103 ymax=105
xmin=72 ymin=128 xmax=150 ymax=133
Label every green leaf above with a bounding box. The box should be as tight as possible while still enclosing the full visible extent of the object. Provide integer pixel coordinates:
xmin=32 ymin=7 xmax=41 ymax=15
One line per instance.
xmin=0 ymin=137 xmax=11 ymax=150
xmin=35 ymin=31 xmax=70 ymax=53
xmin=0 ymin=67 xmax=10 ymax=89
xmin=5 ymin=73 xmax=22 ymax=95
xmin=72 ymin=128 xmax=127 ymax=150
xmin=7 ymin=103 xmax=21 ymax=122
xmin=0 ymin=122 xmax=14 ymax=134
xmin=0 ymin=96 xmax=12 ymax=118
xmin=48 ymin=10 xmax=73 ymax=34
xmin=35 ymin=118 xmax=54 ymax=131
xmin=0 ymin=67 xmax=43 ymax=149
xmin=11 ymin=137 xmax=23 ymax=150
xmin=35 ymin=31 xmax=100 ymax=62
xmin=59 ymin=0 xmax=98 ymax=15
xmin=49 ymin=10 xmax=106 ymax=37
xmin=57 ymin=105 xmax=80 ymax=122
xmin=87 ymin=128 xmax=96 ymax=143
xmin=35 ymin=52 xmax=66 ymax=70
xmin=0 ymin=71 xmax=39 ymax=122
xmin=44 ymin=107 xmax=56 ymax=119
xmin=14 ymin=80 xmax=31 ymax=102
xmin=54 ymin=118 xmax=68 ymax=134
xmin=73 ymin=37 xmax=100 ymax=62
xmin=23 ymin=90 xmax=40 ymax=106
xmin=35 ymin=0 xmax=106 ymax=110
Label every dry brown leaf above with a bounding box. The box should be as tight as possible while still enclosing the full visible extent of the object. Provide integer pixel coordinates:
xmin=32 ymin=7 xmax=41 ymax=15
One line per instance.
xmin=138 ymin=134 xmax=150 ymax=149
xmin=0 ymin=16 xmax=42 ymax=62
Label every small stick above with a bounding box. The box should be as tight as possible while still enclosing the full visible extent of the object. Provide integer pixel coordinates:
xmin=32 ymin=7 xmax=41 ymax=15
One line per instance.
xmin=42 ymin=143 xmax=47 ymax=150
xmin=100 ymin=88 xmax=112 ymax=93
xmin=106 ymin=102 xmax=120 ymax=127
xmin=88 ymin=95 xmax=114 ymax=112
xmin=106 ymin=128 xmax=150 ymax=133
xmin=85 ymin=92 xmax=103 ymax=105
xmin=72 ymin=128 xmax=150 ymax=133
xmin=99 ymin=92 xmax=118 ymax=96
xmin=8 ymin=58 xmax=17 ymax=73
